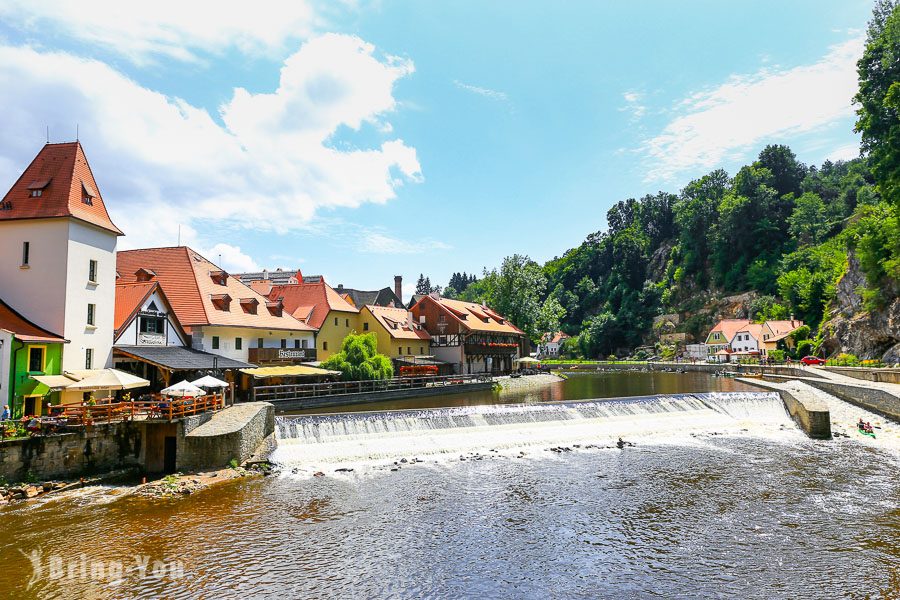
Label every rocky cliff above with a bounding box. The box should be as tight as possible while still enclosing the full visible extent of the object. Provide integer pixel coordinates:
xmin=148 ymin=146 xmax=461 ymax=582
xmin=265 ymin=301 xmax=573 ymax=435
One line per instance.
xmin=823 ymin=253 xmax=900 ymax=362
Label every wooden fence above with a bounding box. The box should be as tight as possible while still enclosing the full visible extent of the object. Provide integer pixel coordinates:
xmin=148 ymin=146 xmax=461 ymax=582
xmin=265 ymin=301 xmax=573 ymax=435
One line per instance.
xmin=252 ymin=374 xmax=492 ymax=403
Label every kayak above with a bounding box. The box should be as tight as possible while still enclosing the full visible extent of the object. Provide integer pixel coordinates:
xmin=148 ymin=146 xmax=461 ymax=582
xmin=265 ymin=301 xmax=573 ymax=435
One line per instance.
xmin=857 ymin=427 xmax=876 ymax=439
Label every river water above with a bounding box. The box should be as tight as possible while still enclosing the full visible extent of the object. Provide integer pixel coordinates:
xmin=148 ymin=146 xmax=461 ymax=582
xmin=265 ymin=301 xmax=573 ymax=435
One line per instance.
xmin=1 ymin=373 xmax=898 ymax=599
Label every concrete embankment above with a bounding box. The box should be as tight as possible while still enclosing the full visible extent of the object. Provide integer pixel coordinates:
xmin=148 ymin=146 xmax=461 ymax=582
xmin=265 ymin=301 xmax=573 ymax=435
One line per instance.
xmin=797 ymin=377 xmax=900 ymax=423
xmin=737 ymin=378 xmax=832 ymax=439
xmin=548 ymin=362 xmax=821 ymax=379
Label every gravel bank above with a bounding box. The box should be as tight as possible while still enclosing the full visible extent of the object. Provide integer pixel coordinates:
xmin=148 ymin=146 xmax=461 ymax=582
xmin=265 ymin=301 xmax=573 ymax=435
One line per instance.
xmin=495 ymin=373 xmax=564 ymax=394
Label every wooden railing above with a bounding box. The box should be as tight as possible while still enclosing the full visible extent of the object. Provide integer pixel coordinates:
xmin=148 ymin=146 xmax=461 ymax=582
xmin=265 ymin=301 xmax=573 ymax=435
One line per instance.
xmin=253 ymin=374 xmax=492 ymax=403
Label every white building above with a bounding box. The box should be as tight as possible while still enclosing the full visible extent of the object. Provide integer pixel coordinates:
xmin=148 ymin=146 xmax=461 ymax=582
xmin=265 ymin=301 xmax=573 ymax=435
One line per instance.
xmin=0 ymin=142 xmax=122 ymax=372
xmin=538 ymin=332 xmax=569 ymax=358
xmin=115 ymin=247 xmax=316 ymax=366
xmin=729 ymin=323 xmax=764 ymax=356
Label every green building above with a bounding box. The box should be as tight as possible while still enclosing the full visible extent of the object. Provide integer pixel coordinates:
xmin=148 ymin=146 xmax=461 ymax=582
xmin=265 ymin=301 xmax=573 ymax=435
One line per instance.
xmin=0 ymin=298 xmax=67 ymax=419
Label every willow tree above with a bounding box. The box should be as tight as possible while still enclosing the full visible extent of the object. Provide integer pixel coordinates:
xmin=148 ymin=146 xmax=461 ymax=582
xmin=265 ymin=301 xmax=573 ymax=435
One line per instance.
xmin=321 ymin=333 xmax=394 ymax=381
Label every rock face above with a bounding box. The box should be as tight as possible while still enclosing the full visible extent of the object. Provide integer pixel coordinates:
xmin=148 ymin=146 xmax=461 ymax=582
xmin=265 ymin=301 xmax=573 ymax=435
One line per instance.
xmin=823 ymin=253 xmax=900 ymax=361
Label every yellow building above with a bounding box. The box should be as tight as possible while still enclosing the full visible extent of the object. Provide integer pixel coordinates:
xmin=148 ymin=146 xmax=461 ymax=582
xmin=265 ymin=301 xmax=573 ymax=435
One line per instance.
xmin=358 ymin=305 xmax=430 ymax=359
xmin=250 ymin=276 xmax=359 ymax=361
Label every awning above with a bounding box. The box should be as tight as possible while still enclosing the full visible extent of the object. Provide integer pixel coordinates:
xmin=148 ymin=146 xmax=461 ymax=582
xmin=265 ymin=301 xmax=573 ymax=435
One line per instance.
xmin=30 ymin=375 xmax=77 ymax=391
xmin=65 ymin=368 xmax=150 ymax=391
xmin=394 ymin=356 xmax=449 ymax=366
xmin=114 ymin=345 xmax=252 ymax=371
xmin=240 ymin=365 xmax=341 ymax=379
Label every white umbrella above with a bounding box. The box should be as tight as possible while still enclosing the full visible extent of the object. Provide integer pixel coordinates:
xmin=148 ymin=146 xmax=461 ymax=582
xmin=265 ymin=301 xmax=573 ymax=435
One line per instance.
xmin=191 ymin=375 xmax=229 ymax=389
xmin=161 ymin=380 xmax=205 ymax=397
xmin=66 ymin=369 xmax=150 ymax=391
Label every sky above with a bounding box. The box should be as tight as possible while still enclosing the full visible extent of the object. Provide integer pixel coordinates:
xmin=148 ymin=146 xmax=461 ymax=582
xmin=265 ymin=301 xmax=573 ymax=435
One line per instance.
xmin=0 ymin=0 xmax=876 ymax=300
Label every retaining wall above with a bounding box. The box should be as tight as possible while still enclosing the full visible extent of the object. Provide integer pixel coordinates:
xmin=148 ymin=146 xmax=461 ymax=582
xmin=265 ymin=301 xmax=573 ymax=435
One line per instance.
xmin=737 ymin=379 xmax=831 ymax=439
xmin=178 ymin=402 xmax=274 ymax=470
xmin=823 ymin=367 xmax=900 ymax=384
xmin=802 ymin=379 xmax=900 ymax=422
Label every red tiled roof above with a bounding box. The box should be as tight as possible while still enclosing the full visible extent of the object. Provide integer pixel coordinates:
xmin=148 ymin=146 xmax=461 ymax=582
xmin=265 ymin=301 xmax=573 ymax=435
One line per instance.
xmin=114 ymin=281 xmax=157 ymax=333
xmin=732 ymin=323 xmax=765 ymax=343
xmin=265 ymin=281 xmax=358 ymax=329
xmin=0 ymin=142 xmax=123 ymax=235
xmin=706 ymin=319 xmax=752 ymax=344
xmin=414 ymin=296 xmax=525 ymax=335
xmin=542 ymin=331 xmax=569 ymax=344
xmin=0 ymin=297 xmax=65 ymax=343
xmin=116 ymin=247 xmax=314 ymax=331
xmin=363 ymin=305 xmax=430 ymax=341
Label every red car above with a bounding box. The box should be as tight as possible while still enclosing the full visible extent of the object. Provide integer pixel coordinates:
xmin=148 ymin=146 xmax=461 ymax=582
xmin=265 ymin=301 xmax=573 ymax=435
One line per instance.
xmin=800 ymin=356 xmax=826 ymax=366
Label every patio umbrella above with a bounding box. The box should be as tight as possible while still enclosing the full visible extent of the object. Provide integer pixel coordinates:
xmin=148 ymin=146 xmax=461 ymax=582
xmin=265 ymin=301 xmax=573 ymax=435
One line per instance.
xmin=66 ymin=369 xmax=150 ymax=391
xmin=191 ymin=375 xmax=229 ymax=389
xmin=161 ymin=380 xmax=206 ymax=397
xmin=514 ymin=357 xmax=541 ymax=364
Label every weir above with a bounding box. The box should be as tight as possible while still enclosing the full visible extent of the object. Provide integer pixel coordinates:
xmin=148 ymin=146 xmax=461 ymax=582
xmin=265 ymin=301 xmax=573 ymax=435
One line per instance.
xmin=272 ymin=392 xmax=796 ymax=468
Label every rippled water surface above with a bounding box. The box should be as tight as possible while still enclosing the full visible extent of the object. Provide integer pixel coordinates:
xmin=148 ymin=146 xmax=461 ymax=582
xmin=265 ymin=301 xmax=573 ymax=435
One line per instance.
xmin=1 ymin=378 xmax=898 ymax=599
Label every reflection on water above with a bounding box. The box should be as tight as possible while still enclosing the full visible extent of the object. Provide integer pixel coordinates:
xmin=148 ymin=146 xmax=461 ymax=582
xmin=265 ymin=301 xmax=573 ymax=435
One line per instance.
xmin=0 ymin=374 xmax=897 ymax=599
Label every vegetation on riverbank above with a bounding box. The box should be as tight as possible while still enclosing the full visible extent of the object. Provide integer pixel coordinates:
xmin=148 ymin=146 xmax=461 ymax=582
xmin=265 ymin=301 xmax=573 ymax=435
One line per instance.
xmin=320 ymin=333 xmax=394 ymax=381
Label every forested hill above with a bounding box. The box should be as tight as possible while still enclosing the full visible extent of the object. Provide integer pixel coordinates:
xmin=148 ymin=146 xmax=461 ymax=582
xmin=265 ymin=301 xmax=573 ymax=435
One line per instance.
xmin=443 ymin=1 xmax=900 ymax=360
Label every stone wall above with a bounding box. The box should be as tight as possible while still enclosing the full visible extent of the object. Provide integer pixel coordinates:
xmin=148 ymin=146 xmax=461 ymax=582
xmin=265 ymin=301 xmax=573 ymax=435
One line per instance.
xmin=0 ymin=422 xmax=143 ymax=483
xmin=824 ymin=367 xmax=900 ymax=384
xmin=802 ymin=379 xmax=900 ymax=422
xmin=177 ymin=402 xmax=274 ymax=471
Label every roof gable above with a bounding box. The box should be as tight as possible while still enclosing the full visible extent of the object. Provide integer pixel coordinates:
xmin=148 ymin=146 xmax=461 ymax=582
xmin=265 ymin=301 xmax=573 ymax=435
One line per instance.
xmin=363 ymin=305 xmax=430 ymax=340
xmin=415 ymin=295 xmax=524 ymax=335
xmin=0 ymin=142 xmax=122 ymax=235
xmin=706 ymin=319 xmax=752 ymax=343
xmin=265 ymin=280 xmax=359 ymax=329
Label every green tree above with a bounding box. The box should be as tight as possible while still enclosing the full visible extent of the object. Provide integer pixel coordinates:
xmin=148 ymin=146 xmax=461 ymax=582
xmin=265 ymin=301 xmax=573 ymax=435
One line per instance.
xmin=855 ymin=0 xmax=900 ymax=207
xmin=465 ymin=254 xmax=550 ymax=341
xmin=788 ymin=192 xmax=830 ymax=246
xmin=320 ymin=333 xmax=394 ymax=381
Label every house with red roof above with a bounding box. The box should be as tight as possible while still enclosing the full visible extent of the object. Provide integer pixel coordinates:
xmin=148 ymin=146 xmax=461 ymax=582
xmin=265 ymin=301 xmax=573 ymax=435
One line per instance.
xmin=359 ymin=304 xmax=431 ymax=362
xmin=410 ymin=294 xmax=526 ymax=374
xmin=0 ymin=142 xmax=122 ymax=373
xmin=251 ymin=274 xmax=359 ymax=361
xmin=116 ymin=247 xmax=315 ymax=370
xmin=538 ymin=331 xmax=570 ymax=358
xmin=0 ymin=297 xmax=67 ymax=418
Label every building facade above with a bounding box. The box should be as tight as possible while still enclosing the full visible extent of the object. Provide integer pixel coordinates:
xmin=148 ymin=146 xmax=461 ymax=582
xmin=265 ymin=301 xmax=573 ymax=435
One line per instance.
xmin=0 ymin=142 xmax=122 ymax=372
xmin=358 ymin=305 xmax=430 ymax=360
xmin=410 ymin=295 xmax=526 ymax=374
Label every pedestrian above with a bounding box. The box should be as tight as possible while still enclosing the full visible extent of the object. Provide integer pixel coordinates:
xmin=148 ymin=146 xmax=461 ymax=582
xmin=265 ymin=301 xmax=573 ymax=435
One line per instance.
xmin=1 ymin=404 xmax=10 ymax=421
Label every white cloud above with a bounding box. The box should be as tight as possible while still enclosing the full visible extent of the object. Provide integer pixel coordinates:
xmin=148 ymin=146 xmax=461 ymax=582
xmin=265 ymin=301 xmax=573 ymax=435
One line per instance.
xmin=453 ymin=80 xmax=508 ymax=102
xmin=620 ymin=90 xmax=646 ymax=120
xmin=640 ymin=37 xmax=864 ymax=183
xmin=358 ymin=232 xmax=451 ymax=254
xmin=0 ymin=0 xmax=317 ymax=63
xmin=0 ymin=35 xmax=422 ymax=251
xmin=202 ymin=243 xmax=260 ymax=272
xmin=825 ymin=143 xmax=860 ymax=162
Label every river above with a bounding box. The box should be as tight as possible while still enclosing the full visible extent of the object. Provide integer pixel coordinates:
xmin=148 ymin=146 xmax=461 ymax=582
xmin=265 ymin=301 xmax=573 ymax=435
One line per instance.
xmin=1 ymin=373 xmax=897 ymax=599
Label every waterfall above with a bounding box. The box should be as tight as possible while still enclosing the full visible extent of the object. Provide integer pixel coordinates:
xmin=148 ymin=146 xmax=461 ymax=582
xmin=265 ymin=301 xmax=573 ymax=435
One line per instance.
xmin=271 ymin=392 xmax=795 ymax=468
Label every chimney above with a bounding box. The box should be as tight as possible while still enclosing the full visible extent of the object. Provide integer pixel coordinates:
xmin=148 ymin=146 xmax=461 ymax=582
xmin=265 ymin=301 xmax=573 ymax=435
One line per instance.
xmin=262 ymin=269 xmax=268 ymax=281
xmin=394 ymin=275 xmax=402 ymax=302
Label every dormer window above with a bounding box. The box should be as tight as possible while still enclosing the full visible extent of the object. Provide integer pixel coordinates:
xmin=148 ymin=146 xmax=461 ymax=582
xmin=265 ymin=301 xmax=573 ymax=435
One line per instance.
xmin=211 ymin=293 xmax=232 ymax=311
xmin=81 ymin=181 xmax=96 ymax=206
xmin=239 ymin=297 xmax=259 ymax=315
xmin=266 ymin=299 xmax=283 ymax=317
xmin=134 ymin=268 xmax=156 ymax=282
xmin=27 ymin=179 xmax=50 ymax=198
xmin=209 ymin=270 xmax=228 ymax=286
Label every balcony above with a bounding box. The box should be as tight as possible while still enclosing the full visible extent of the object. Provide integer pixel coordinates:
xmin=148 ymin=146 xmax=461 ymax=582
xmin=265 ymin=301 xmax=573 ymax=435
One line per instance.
xmin=248 ymin=347 xmax=317 ymax=365
xmin=464 ymin=342 xmax=519 ymax=356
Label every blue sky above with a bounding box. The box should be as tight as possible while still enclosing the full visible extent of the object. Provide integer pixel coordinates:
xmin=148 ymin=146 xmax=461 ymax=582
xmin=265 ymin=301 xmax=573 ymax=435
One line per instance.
xmin=0 ymin=1 xmax=875 ymax=299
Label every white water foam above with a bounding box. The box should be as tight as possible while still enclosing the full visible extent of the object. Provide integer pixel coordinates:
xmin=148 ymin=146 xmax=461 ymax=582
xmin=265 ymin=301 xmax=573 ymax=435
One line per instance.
xmin=272 ymin=392 xmax=799 ymax=473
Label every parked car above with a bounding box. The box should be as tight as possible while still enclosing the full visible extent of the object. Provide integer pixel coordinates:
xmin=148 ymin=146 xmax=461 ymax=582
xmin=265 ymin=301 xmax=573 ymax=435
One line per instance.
xmin=800 ymin=356 xmax=826 ymax=366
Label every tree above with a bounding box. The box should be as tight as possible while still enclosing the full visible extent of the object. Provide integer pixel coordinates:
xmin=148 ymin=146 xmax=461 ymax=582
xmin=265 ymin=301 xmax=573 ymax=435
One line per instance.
xmin=855 ymin=0 xmax=900 ymax=207
xmin=320 ymin=333 xmax=394 ymax=381
xmin=788 ymin=192 xmax=830 ymax=246
xmin=464 ymin=254 xmax=549 ymax=341
xmin=415 ymin=274 xmax=429 ymax=295
xmin=756 ymin=144 xmax=806 ymax=199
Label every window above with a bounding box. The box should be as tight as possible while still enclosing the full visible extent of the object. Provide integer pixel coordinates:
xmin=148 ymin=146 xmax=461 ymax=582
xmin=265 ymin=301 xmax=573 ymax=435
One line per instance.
xmin=302 ymin=339 xmax=308 ymax=349
xmin=87 ymin=303 xmax=96 ymax=326
xmin=88 ymin=259 xmax=98 ymax=283
xmin=258 ymin=338 xmax=264 ymax=348
xmin=323 ymin=341 xmax=328 ymax=351
xmin=363 ymin=322 xmax=369 ymax=331
xmin=30 ymin=189 xmax=42 ymax=198
xmin=85 ymin=348 xmax=93 ymax=370
xmin=408 ymin=347 xmax=412 ymax=355
xmin=398 ymin=347 xmax=402 ymax=355
xmin=139 ymin=316 xmax=164 ymax=334
xmin=212 ymin=336 xmax=220 ymax=350
xmin=280 ymin=339 xmax=287 ymax=349
xmin=345 ymin=319 xmax=349 ymax=327
xmin=294 ymin=339 xmax=300 ymax=349
xmin=28 ymin=347 xmax=44 ymax=372
xmin=334 ymin=317 xmax=339 ymax=326
xmin=21 ymin=241 xmax=30 ymax=266
xmin=235 ymin=337 xmax=242 ymax=350
xmin=420 ymin=346 xmax=424 ymax=355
